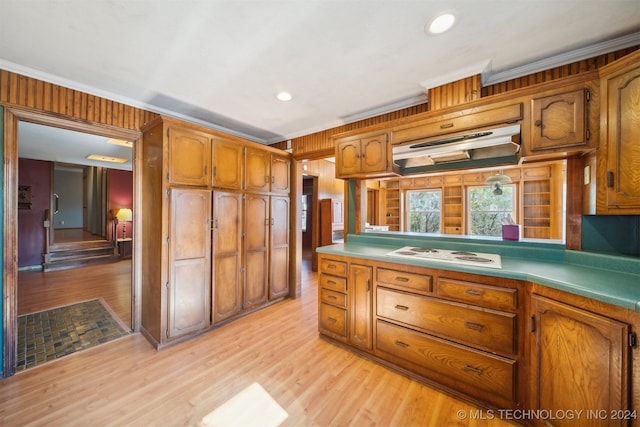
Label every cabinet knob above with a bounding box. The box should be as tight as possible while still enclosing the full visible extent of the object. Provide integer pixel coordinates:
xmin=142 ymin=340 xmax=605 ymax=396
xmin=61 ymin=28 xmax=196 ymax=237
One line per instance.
xmin=534 ymin=119 xmax=543 ymax=128
xmin=607 ymin=171 xmax=615 ymax=188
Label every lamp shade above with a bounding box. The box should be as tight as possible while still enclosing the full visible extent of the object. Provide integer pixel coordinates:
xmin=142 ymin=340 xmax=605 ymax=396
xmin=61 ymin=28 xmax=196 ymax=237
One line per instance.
xmin=115 ymin=208 xmax=133 ymax=222
xmin=485 ymin=172 xmax=512 ymax=186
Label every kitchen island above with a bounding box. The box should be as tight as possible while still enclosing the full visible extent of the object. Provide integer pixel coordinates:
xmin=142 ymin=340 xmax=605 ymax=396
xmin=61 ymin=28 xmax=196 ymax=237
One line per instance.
xmin=317 ymin=234 xmax=640 ymax=426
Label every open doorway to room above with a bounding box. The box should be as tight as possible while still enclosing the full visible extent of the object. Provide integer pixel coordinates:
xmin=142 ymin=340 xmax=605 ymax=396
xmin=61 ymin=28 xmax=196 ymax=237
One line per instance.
xmin=3 ymin=108 xmax=140 ymax=375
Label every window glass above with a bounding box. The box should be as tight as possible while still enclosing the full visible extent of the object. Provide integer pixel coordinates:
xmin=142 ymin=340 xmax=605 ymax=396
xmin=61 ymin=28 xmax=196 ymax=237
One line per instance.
xmin=407 ymin=190 xmax=441 ymax=233
xmin=468 ymin=185 xmax=515 ymax=236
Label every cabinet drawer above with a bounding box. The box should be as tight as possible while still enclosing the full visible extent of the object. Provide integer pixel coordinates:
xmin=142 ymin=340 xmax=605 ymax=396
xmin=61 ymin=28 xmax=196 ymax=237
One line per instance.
xmin=377 ymin=268 xmax=432 ymax=293
xmin=437 ymin=278 xmax=518 ymax=310
xmin=376 ymin=320 xmax=515 ymax=403
xmin=320 ymin=288 xmax=347 ymax=308
xmin=319 ymin=273 xmax=347 ymax=293
xmin=377 ymin=287 xmax=516 ymax=355
xmin=319 ymin=303 xmax=347 ymax=338
xmin=319 ymin=258 xmax=347 ymax=277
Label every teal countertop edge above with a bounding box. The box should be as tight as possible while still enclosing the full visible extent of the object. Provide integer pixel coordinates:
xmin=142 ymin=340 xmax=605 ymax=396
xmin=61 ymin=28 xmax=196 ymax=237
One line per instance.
xmin=316 ymin=233 xmax=640 ymax=312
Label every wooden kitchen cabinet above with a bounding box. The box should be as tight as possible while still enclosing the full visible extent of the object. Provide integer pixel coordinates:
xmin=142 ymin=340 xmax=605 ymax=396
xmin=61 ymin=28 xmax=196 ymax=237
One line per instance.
xmin=348 ymin=264 xmax=372 ymax=350
xmin=529 ymin=295 xmax=630 ymax=427
xmin=140 ymin=116 xmax=292 ymax=348
xmin=212 ymin=191 xmax=243 ymax=323
xmin=335 ymin=131 xmax=397 ymax=178
xmin=318 ymin=257 xmax=349 ymax=341
xmin=212 ymin=136 xmax=244 ymax=190
xmin=167 ymin=188 xmax=212 ymax=339
xmin=529 ymin=89 xmax=589 ymax=152
xmin=244 ymin=193 xmax=269 ymax=309
xmin=599 ymin=52 xmax=640 ymax=213
xmin=167 ymin=126 xmax=211 ymax=186
xmin=245 ymin=147 xmax=291 ymax=194
xmin=269 ymin=196 xmax=290 ymax=299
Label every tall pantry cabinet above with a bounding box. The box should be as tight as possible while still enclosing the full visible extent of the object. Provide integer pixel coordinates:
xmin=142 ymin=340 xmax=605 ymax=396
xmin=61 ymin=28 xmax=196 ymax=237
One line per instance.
xmin=140 ymin=116 xmax=292 ymax=348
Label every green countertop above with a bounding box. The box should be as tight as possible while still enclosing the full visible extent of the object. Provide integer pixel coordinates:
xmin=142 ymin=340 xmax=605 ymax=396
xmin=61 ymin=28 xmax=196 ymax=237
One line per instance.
xmin=316 ymin=236 xmax=640 ymax=312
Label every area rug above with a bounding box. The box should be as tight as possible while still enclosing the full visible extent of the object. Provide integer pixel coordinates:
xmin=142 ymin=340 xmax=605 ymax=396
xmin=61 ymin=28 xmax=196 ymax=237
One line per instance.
xmin=17 ymin=298 xmax=129 ymax=371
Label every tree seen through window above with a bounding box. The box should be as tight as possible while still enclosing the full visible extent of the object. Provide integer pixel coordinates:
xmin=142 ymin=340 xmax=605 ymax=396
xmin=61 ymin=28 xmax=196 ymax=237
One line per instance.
xmin=408 ymin=190 xmax=441 ymax=233
xmin=468 ymin=185 xmax=515 ymax=236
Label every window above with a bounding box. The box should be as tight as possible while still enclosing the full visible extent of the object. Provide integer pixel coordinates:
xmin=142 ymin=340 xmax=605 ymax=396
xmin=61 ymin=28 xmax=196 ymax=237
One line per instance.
xmin=468 ymin=185 xmax=515 ymax=236
xmin=407 ymin=190 xmax=441 ymax=233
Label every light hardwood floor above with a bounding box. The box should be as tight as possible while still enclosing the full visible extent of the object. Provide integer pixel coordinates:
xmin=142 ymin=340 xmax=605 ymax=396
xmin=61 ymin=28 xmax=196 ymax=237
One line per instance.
xmin=2 ymin=259 xmax=518 ymax=426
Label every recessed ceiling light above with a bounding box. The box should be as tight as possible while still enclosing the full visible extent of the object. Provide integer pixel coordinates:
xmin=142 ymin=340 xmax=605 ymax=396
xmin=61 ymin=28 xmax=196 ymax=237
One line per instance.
xmin=86 ymin=154 xmax=128 ymax=163
xmin=276 ymin=91 xmax=293 ymax=102
xmin=427 ymin=12 xmax=456 ymax=35
xmin=107 ymin=138 xmax=133 ymax=148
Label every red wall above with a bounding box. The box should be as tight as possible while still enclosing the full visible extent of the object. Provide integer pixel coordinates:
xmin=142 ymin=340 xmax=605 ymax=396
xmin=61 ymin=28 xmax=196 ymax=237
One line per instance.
xmin=18 ymin=159 xmax=51 ymax=267
xmin=108 ymin=169 xmax=133 ymax=240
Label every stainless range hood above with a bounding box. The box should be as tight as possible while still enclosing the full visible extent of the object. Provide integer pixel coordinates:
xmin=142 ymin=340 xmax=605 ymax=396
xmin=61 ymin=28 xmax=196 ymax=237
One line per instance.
xmin=393 ymin=123 xmax=521 ymax=168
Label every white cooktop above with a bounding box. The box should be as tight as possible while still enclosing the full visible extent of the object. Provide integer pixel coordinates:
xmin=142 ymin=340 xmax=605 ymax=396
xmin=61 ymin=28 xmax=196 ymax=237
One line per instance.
xmin=386 ymin=246 xmax=502 ymax=269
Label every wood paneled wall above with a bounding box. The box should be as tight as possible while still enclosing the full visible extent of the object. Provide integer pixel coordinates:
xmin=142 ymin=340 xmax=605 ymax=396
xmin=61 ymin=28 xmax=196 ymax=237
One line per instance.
xmin=0 ymin=70 xmax=158 ymax=130
xmin=482 ymin=46 xmax=638 ymax=96
xmin=277 ymin=103 xmax=431 ymax=157
xmin=276 ymin=47 xmax=638 ymax=158
xmin=427 ymin=74 xmax=482 ymax=111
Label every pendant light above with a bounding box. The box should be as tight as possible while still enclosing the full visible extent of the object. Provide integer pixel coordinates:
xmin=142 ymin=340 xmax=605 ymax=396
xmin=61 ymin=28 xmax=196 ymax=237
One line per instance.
xmin=485 ymin=170 xmax=512 ymax=196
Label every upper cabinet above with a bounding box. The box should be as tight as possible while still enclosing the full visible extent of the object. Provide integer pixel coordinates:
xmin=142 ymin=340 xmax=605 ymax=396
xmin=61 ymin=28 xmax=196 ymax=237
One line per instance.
xmin=212 ymin=136 xmax=244 ymax=190
xmin=167 ymin=126 xmax=211 ymax=186
xmin=335 ymin=131 xmax=397 ymax=179
xmin=598 ymin=52 xmax=640 ymax=213
xmin=528 ymin=89 xmax=589 ymax=152
xmin=245 ymin=147 xmax=291 ymax=194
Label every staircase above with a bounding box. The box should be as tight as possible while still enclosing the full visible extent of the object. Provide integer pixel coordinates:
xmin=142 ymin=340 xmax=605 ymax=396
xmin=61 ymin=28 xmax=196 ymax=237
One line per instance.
xmin=43 ymin=240 xmax=120 ymax=272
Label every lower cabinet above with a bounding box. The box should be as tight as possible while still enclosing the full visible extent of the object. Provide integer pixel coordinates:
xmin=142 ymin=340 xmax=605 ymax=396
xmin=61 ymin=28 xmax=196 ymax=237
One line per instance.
xmin=349 ymin=264 xmax=372 ymax=350
xmin=212 ymin=191 xmax=243 ymax=323
xmin=318 ymin=255 xmax=525 ymax=410
xmin=529 ymin=294 xmax=631 ymax=427
xmin=167 ymin=189 xmax=212 ymax=339
xmin=317 ymin=254 xmax=640 ymax=419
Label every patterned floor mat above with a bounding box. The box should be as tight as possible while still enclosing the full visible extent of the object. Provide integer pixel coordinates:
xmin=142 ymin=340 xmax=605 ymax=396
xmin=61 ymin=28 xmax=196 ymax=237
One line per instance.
xmin=17 ymin=299 xmax=129 ymax=371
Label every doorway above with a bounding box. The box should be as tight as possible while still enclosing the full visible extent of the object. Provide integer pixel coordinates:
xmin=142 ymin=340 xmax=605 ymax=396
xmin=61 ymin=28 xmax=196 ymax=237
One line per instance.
xmin=3 ymin=107 xmax=140 ymax=376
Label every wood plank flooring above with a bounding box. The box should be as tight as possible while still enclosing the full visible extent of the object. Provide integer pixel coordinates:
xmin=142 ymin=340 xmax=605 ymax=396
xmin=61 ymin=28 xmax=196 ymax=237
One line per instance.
xmin=2 ymin=259 xmax=517 ymax=426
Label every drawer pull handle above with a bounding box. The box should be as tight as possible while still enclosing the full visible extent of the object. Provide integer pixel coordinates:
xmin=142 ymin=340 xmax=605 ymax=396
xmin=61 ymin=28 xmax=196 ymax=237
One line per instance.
xmin=328 ymin=265 xmax=337 ymax=269
xmin=327 ymin=295 xmax=337 ymax=300
xmin=327 ymin=317 xmax=337 ymax=324
xmin=465 ymin=289 xmax=484 ymax=297
xmin=440 ymin=122 xmax=454 ymax=129
xmin=464 ymin=321 xmax=484 ymax=331
xmin=464 ymin=365 xmax=484 ymax=375
xmin=327 ymin=280 xmax=336 ymax=285
xmin=394 ymin=340 xmax=409 ymax=348
xmin=395 ymin=305 xmax=409 ymax=311
xmin=395 ymin=276 xmax=409 ymax=282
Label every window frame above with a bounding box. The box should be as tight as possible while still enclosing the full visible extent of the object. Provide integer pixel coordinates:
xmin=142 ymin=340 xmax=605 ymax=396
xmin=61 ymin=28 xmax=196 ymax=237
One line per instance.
xmin=405 ymin=188 xmax=443 ymax=234
xmin=466 ymin=184 xmax=517 ymax=237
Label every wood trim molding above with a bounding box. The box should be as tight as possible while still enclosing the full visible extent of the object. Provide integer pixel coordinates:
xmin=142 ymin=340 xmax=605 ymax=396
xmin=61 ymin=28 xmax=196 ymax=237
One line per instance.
xmin=2 ymin=106 xmax=142 ymax=377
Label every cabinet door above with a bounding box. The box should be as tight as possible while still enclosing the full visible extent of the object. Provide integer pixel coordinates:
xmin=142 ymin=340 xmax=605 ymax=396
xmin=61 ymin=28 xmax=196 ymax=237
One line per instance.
xmin=349 ymin=264 xmax=372 ymax=350
xmin=530 ymin=89 xmax=587 ymax=151
xmin=360 ymin=133 xmax=388 ymax=174
xmin=212 ymin=191 xmax=243 ymax=323
xmin=269 ymin=196 xmax=290 ymax=300
xmin=530 ymin=295 xmax=629 ymax=426
xmin=168 ymin=127 xmax=211 ymax=186
xmin=245 ymin=146 xmax=271 ymax=193
xmin=336 ymin=140 xmax=361 ymax=177
xmin=604 ymin=63 xmax=640 ymax=209
xmin=244 ymin=193 xmax=269 ymax=308
xmin=212 ymin=137 xmax=243 ymax=190
xmin=271 ymin=154 xmax=291 ymax=194
xmin=168 ymin=189 xmax=211 ymax=338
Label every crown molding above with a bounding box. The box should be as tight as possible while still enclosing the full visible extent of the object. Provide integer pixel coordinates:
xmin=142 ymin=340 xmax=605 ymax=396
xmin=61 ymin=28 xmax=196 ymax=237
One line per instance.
xmin=483 ymin=33 xmax=640 ymax=85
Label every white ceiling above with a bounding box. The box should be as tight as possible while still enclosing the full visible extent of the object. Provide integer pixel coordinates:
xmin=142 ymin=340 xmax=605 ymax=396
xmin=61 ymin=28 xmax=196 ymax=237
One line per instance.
xmin=2 ymin=0 xmax=640 ymax=155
